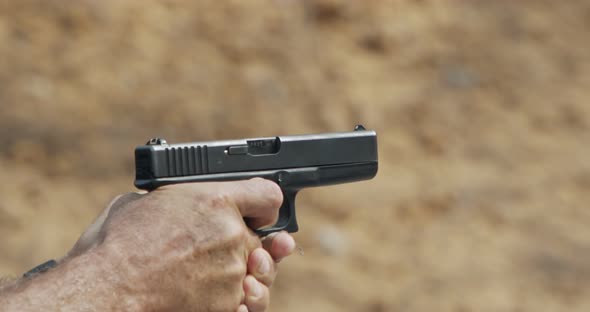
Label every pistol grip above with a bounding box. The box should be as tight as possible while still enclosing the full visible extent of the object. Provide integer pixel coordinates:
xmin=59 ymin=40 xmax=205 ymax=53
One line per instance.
xmin=254 ymin=188 xmax=299 ymax=236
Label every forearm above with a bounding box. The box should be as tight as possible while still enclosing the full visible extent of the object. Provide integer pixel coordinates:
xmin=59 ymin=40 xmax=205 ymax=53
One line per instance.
xmin=0 ymin=247 xmax=141 ymax=311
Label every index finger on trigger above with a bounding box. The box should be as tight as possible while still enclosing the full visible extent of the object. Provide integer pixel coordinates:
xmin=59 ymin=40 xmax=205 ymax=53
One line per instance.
xmin=226 ymin=178 xmax=283 ymax=230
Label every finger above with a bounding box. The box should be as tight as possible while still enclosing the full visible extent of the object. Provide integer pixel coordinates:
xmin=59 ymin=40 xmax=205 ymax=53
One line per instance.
xmin=247 ymin=248 xmax=277 ymax=287
xmin=236 ymin=304 xmax=248 ymax=312
xmin=262 ymin=231 xmax=296 ymax=262
xmin=243 ymin=275 xmax=270 ymax=312
xmin=225 ymin=178 xmax=283 ymax=230
xmin=159 ymin=178 xmax=283 ymax=229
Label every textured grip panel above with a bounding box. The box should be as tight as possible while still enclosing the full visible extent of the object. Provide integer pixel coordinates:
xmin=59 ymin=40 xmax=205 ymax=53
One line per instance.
xmin=165 ymin=145 xmax=209 ymax=176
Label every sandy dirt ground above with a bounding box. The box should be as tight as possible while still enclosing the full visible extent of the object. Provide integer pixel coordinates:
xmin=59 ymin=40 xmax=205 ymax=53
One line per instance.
xmin=1 ymin=1 xmax=590 ymax=311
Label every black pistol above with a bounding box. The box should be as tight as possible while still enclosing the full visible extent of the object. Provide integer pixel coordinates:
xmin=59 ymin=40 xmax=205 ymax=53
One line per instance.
xmin=134 ymin=125 xmax=378 ymax=236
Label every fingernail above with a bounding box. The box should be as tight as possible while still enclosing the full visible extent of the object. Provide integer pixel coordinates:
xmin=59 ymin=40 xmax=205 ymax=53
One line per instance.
xmin=257 ymin=251 xmax=270 ymax=274
xmin=247 ymin=276 xmax=262 ymax=298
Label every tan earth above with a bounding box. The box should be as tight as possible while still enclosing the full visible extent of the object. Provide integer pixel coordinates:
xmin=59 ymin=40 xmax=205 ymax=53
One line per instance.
xmin=1 ymin=1 xmax=589 ymax=311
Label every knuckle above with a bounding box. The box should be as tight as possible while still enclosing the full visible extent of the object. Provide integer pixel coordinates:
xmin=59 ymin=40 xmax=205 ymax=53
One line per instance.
xmin=261 ymin=271 xmax=276 ymax=288
xmin=256 ymin=274 xmax=274 ymax=288
xmin=246 ymin=284 xmax=269 ymax=312
xmin=237 ymin=305 xmax=249 ymax=312
xmin=207 ymin=192 xmax=231 ymax=209
xmin=225 ymin=258 xmax=248 ymax=282
xmin=220 ymin=218 xmax=251 ymax=244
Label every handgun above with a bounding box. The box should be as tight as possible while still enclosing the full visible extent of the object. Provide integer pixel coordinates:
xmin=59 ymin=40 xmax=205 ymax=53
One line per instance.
xmin=134 ymin=125 xmax=378 ymax=236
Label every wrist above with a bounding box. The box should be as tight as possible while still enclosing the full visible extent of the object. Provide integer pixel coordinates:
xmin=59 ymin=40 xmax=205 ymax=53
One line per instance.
xmin=77 ymin=244 xmax=149 ymax=311
xmin=98 ymin=239 xmax=175 ymax=311
xmin=0 ymin=246 xmax=146 ymax=311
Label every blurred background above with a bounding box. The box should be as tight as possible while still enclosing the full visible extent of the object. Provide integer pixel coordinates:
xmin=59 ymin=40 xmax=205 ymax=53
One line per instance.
xmin=1 ymin=0 xmax=589 ymax=311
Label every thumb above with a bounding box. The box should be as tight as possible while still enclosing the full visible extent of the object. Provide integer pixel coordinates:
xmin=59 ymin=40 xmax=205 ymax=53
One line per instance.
xmin=68 ymin=192 xmax=143 ymax=256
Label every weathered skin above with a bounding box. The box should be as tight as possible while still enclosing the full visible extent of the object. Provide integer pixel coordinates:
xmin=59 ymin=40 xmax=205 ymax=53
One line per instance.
xmin=0 ymin=178 xmax=296 ymax=312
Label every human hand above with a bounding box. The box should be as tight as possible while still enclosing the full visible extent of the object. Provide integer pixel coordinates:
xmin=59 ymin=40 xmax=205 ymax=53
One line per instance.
xmin=69 ymin=178 xmax=295 ymax=311
xmin=237 ymin=231 xmax=295 ymax=312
